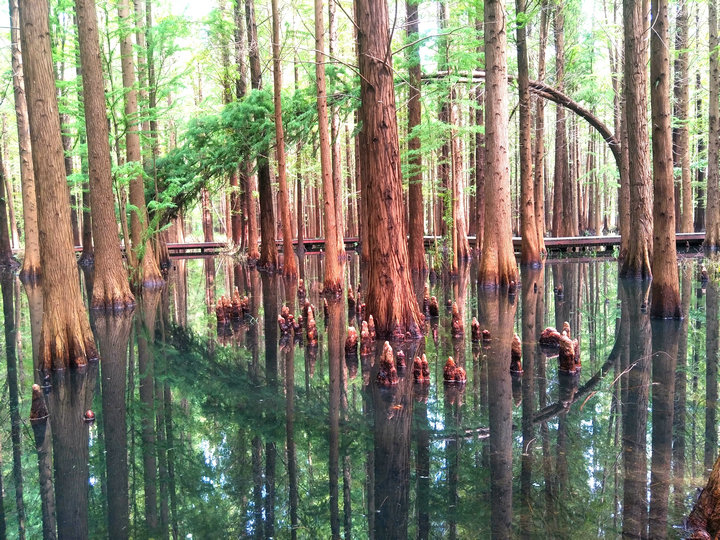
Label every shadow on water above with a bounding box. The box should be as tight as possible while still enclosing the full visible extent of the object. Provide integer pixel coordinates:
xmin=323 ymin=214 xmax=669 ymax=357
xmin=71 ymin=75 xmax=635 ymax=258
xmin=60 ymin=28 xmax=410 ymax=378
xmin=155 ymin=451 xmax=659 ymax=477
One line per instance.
xmin=2 ymin=255 xmax=719 ymax=538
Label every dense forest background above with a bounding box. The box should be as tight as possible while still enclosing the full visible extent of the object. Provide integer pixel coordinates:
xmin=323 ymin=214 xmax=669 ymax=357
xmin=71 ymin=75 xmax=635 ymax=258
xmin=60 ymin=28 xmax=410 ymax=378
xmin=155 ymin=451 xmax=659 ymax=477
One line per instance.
xmin=0 ymin=0 xmax=705 ymax=267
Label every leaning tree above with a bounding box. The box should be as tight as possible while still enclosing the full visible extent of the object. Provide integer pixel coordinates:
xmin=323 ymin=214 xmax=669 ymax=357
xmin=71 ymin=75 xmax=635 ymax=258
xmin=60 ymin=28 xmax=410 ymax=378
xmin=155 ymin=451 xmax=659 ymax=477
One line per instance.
xmin=19 ymin=0 xmax=97 ymax=369
xmin=478 ymin=0 xmax=518 ymax=287
xmin=354 ymin=0 xmax=423 ymax=338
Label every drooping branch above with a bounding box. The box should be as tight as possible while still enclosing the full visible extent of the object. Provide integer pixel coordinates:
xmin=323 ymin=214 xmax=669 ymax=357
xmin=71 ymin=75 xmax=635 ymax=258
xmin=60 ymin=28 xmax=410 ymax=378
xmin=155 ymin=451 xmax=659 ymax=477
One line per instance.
xmin=422 ymin=70 xmax=621 ymax=171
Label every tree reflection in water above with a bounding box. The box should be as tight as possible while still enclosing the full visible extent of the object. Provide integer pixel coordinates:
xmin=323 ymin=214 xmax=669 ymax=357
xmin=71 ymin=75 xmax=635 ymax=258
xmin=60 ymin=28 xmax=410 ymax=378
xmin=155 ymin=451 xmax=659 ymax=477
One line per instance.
xmin=2 ymin=255 xmax=717 ymax=538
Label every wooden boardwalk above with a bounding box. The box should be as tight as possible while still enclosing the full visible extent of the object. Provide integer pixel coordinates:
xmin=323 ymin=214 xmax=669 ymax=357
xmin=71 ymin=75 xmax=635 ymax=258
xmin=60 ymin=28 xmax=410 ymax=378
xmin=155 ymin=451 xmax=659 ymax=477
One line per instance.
xmin=72 ymin=232 xmax=707 ymax=258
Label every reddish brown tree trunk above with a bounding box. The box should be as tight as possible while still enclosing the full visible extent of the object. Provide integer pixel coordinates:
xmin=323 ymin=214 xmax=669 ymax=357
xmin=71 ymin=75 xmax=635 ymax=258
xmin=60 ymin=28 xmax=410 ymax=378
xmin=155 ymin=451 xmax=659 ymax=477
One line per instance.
xmin=118 ymin=0 xmax=162 ymax=286
xmin=316 ymin=0 xmax=343 ymax=294
xmin=355 ymin=0 xmax=423 ymax=337
xmin=533 ymin=0 xmax=548 ymax=253
xmin=9 ymin=0 xmax=40 ymax=279
xmin=406 ymin=0 xmax=426 ymax=273
xmin=271 ymin=0 xmax=297 ymax=279
xmin=517 ymin=0 xmax=540 ymax=266
xmin=673 ymin=0 xmax=692 ymax=233
xmin=478 ymin=0 xmax=517 ymax=288
xmin=649 ymin=0 xmax=680 ymax=318
xmin=75 ymin=0 xmax=135 ymax=309
xmin=620 ymin=0 xmax=652 ymax=277
xmin=19 ymin=0 xmax=98 ymax=369
xmin=707 ymin=2 xmax=720 ymax=248
xmin=245 ymin=0 xmax=277 ymax=269
xmin=551 ymin=3 xmax=567 ymax=237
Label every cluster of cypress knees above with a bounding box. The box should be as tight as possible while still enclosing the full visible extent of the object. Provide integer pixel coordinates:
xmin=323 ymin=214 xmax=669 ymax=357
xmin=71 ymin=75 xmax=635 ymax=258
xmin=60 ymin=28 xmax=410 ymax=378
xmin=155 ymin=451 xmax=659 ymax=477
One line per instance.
xmin=215 ymin=279 xmax=581 ymax=385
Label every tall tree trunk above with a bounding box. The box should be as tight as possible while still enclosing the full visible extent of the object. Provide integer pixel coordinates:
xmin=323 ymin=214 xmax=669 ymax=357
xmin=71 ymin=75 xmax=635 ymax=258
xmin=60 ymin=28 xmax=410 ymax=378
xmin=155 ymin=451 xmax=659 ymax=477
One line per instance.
xmin=75 ymin=0 xmax=135 ymax=310
xmin=695 ymin=66 xmax=706 ymax=232
xmin=117 ymin=0 xmax=163 ymax=286
xmin=0 ymin=146 xmax=16 ymax=267
xmin=474 ymin=14 xmax=486 ymax=253
xmin=329 ymin=0 xmax=344 ymax=257
xmin=201 ymin=188 xmax=213 ymax=242
xmin=450 ymin=91 xmax=470 ymax=269
xmin=517 ymin=0 xmax=540 ymax=266
xmin=317 ymin=0 xmax=343 ymax=294
xmin=355 ymin=0 xmax=423 ymax=337
xmin=649 ymin=0 xmax=680 ymax=318
xmin=9 ymin=0 xmax=40 ymax=279
xmin=19 ymin=0 xmax=98 ymax=370
xmin=533 ymin=0 xmax=548 ymax=253
xmin=246 ymin=0 xmax=278 ymax=269
xmin=620 ymin=0 xmax=652 ymax=277
xmin=551 ymin=2 xmax=567 ymax=237
xmin=478 ymin=0 xmax=518 ymax=288
xmin=673 ymin=0 xmax=692 ymax=233
xmin=706 ymin=1 xmax=720 ymax=248
xmin=406 ymin=0 xmax=426 ymax=273
xmin=271 ymin=0 xmax=297 ymax=279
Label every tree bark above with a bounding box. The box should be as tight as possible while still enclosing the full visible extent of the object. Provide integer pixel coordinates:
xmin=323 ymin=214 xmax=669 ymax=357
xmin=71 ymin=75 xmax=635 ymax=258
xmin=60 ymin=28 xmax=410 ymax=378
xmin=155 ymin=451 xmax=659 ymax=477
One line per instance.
xmin=0 ymin=146 xmax=16 ymax=268
xmin=620 ymin=0 xmax=652 ymax=278
xmin=707 ymin=2 xmax=720 ymax=248
xmin=478 ymin=0 xmax=517 ymax=288
xmin=449 ymin=91 xmax=470 ymax=269
xmin=649 ymin=0 xmax=680 ymax=318
xmin=551 ymin=3 xmax=568 ymax=237
xmin=533 ymin=0 xmax=548 ymax=253
xmin=19 ymin=0 xmax=98 ymax=370
xmin=245 ymin=0 xmax=277 ymax=269
xmin=673 ymin=0 xmax=692 ymax=233
xmin=75 ymin=0 xmax=135 ymax=310
xmin=406 ymin=0 xmax=426 ymax=273
xmin=317 ymin=0 xmax=343 ymax=294
xmin=517 ymin=0 xmax=540 ymax=266
xmin=329 ymin=0 xmax=344 ymax=257
xmin=271 ymin=0 xmax=297 ymax=279
xmin=117 ymin=0 xmax=163 ymax=286
xmin=9 ymin=0 xmax=40 ymax=279
xmin=355 ymin=0 xmax=423 ymax=337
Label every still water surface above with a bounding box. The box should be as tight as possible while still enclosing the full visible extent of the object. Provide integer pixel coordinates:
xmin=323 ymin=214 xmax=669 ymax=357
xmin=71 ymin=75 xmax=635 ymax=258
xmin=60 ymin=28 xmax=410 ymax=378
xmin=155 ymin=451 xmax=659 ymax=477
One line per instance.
xmin=0 ymin=254 xmax=715 ymax=538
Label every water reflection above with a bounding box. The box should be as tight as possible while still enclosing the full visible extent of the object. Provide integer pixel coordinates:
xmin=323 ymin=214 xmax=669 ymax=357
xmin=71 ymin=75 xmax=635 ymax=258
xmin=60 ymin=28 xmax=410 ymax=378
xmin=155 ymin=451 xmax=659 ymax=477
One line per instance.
xmin=2 ymin=255 xmax=718 ymax=538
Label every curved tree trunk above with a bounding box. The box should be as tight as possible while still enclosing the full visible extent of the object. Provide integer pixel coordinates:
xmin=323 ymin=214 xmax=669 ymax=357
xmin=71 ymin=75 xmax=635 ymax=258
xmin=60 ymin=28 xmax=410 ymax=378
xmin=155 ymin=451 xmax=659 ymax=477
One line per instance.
xmin=517 ymin=0 xmax=540 ymax=266
xmin=117 ymin=0 xmax=163 ymax=287
xmin=9 ymin=0 xmax=40 ymax=279
xmin=406 ymin=0 xmax=426 ymax=273
xmin=270 ymin=0 xmax=297 ymax=279
xmin=355 ymin=0 xmax=423 ymax=337
xmin=649 ymin=0 xmax=680 ymax=318
xmin=706 ymin=2 xmax=720 ymax=249
xmin=478 ymin=0 xmax=517 ymax=288
xmin=75 ymin=0 xmax=135 ymax=310
xmin=317 ymin=0 xmax=343 ymax=294
xmin=19 ymin=0 xmax=98 ymax=370
xmin=620 ymin=0 xmax=653 ymax=278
